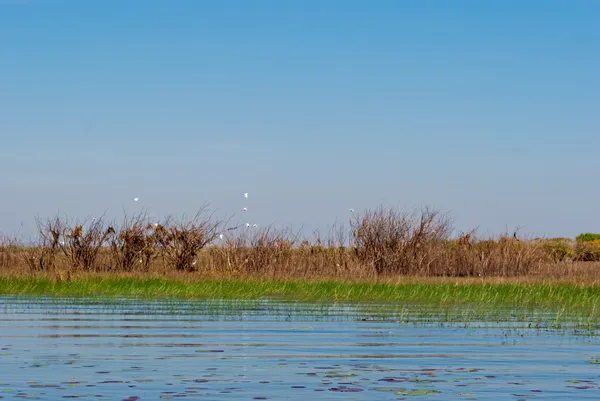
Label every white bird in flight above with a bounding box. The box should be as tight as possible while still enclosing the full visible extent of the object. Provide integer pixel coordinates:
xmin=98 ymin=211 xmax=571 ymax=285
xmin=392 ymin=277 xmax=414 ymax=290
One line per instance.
xmin=252 ymin=224 xmax=258 ymax=228
xmin=349 ymin=208 xmax=355 ymax=212
xmin=244 ymin=192 xmax=248 ymax=199
xmin=245 ymin=223 xmax=250 ymax=228
xmin=219 ymin=234 xmax=224 ymax=240
xmin=242 ymin=207 xmax=248 ymax=212
xmin=133 ymin=197 xmax=139 ymax=202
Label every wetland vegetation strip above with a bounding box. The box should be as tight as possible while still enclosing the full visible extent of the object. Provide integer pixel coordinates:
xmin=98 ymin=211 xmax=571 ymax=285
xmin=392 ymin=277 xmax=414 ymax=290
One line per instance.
xmin=0 ymin=277 xmax=599 ymax=318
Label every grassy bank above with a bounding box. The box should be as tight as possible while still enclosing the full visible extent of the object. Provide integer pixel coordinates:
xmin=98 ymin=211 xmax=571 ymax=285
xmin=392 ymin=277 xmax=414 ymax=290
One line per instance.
xmin=2 ymin=205 xmax=600 ymax=315
xmin=1 ymin=275 xmax=599 ymax=315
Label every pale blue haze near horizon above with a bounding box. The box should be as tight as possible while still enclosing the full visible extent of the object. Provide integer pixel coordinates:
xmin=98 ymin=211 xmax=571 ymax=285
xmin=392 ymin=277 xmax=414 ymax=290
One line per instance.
xmin=1 ymin=0 xmax=598 ymax=239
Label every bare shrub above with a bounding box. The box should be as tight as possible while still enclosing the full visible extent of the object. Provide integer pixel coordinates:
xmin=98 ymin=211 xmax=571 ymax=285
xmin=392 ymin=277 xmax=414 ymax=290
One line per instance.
xmin=58 ymin=216 xmax=114 ymax=271
xmin=108 ymin=211 xmax=157 ymax=272
xmin=154 ymin=206 xmax=223 ymax=271
xmin=16 ymin=216 xmax=63 ymax=271
xmin=351 ymin=205 xmax=453 ymax=275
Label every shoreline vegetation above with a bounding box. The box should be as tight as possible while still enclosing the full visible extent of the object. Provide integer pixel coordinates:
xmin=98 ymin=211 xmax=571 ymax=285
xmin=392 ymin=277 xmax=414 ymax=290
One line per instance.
xmin=0 ymin=275 xmax=598 ymax=306
xmin=1 ymin=276 xmax=599 ymax=324
xmin=1 ymin=205 xmax=599 ymax=313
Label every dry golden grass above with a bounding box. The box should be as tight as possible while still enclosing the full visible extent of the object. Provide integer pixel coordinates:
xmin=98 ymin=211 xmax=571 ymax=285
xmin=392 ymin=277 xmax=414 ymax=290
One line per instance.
xmin=1 ymin=205 xmax=599 ymax=287
xmin=1 ymin=254 xmax=599 ymax=288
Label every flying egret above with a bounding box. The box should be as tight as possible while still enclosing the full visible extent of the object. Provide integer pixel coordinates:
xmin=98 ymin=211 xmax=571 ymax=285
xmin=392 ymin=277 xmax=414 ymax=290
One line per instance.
xmin=242 ymin=207 xmax=248 ymax=212
xmin=245 ymin=223 xmax=250 ymax=228
xmin=252 ymin=224 xmax=257 ymax=228
xmin=244 ymin=192 xmax=248 ymax=199
xmin=219 ymin=234 xmax=224 ymax=240
xmin=349 ymin=208 xmax=355 ymax=212
xmin=133 ymin=197 xmax=139 ymax=202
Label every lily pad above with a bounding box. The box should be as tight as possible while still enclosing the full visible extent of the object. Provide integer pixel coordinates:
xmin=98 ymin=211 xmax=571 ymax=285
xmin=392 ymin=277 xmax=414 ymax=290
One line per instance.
xmin=397 ymin=389 xmax=441 ymax=396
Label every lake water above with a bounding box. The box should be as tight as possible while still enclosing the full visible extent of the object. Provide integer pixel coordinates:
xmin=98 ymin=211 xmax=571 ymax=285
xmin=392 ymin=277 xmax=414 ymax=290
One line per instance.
xmin=0 ymin=296 xmax=598 ymax=400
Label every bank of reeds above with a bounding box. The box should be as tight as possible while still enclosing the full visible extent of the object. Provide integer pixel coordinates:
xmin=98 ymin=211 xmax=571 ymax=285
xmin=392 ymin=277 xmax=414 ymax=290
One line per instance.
xmin=1 ymin=205 xmax=599 ymax=284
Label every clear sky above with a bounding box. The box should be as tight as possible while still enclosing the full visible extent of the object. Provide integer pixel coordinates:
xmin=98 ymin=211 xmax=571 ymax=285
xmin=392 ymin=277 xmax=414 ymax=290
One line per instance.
xmin=1 ymin=0 xmax=598 ymax=239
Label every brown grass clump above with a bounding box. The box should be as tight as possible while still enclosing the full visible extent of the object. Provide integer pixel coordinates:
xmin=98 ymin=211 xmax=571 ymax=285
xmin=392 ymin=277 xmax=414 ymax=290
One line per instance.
xmin=207 ymin=226 xmax=300 ymax=275
xmin=442 ymin=232 xmax=547 ymax=277
xmin=0 ymin=235 xmax=20 ymax=270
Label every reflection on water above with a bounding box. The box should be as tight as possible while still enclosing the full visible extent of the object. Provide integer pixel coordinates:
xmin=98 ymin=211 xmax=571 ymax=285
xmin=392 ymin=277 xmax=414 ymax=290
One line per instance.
xmin=0 ymin=296 xmax=598 ymax=400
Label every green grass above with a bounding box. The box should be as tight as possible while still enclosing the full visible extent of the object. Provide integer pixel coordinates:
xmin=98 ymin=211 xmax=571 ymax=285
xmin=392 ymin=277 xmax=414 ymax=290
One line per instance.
xmin=0 ymin=276 xmax=598 ymax=312
xmin=1 ymin=277 xmax=599 ymax=329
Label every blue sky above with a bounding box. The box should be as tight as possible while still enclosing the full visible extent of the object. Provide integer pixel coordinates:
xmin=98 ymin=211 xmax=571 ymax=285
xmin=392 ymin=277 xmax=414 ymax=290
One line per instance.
xmin=1 ymin=0 xmax=598 ymax=239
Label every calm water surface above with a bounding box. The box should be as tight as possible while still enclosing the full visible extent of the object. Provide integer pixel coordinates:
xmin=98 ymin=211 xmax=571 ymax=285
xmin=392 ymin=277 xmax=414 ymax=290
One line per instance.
xmin=0 ymin=296 xmax=598 ymax=400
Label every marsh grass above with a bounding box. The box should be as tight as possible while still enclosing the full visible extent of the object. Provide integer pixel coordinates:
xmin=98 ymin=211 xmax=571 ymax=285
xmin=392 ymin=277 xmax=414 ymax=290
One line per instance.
xmin=0 ymin=276 xmax=598 ymax=320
